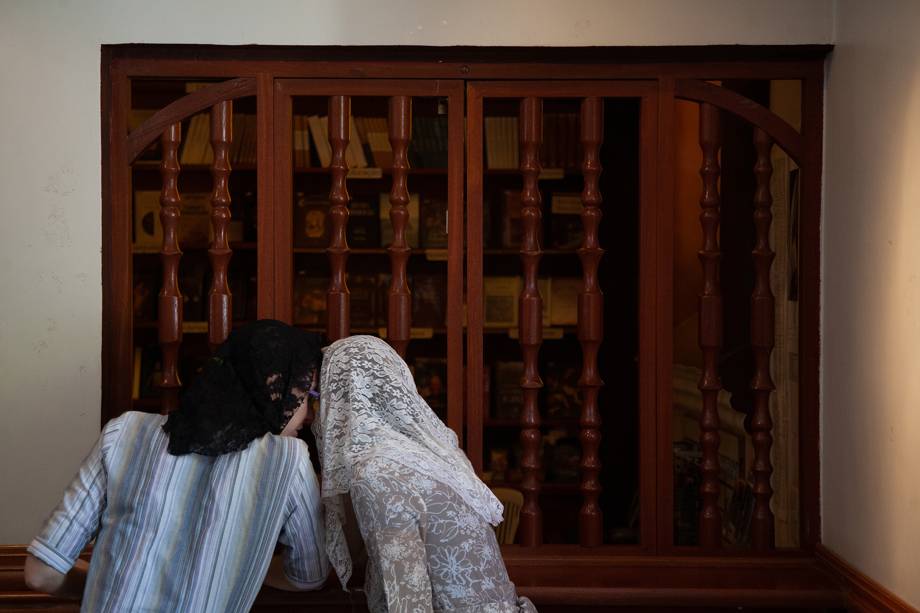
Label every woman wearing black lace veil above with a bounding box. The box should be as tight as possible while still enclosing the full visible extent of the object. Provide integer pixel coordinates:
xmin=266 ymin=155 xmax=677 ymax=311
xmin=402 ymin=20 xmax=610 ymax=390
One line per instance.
xmin=25 ymin=320 xmax=330 ymax=611
xmin=313 ymin=335 xmax=537 ymax=613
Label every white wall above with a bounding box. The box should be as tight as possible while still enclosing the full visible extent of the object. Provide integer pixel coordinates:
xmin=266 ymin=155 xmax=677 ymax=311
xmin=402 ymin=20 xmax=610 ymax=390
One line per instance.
xmin=822 ymin=0 xmax=920 ymax=608
xmin=0 ymin=1 xmax=834 ymax=543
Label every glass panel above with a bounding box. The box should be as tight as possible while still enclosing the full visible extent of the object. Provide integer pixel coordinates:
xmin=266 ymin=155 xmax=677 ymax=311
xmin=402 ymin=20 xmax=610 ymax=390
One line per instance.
xmin=130 ymin=77 xmax=258 ymax=414
xmin=479 ymin=96 xmax=640 ymax=545
xmin=671 ymin=81 xmax=801 ymax=548
xmin=288 ymin=94 xmax=453 ymax=425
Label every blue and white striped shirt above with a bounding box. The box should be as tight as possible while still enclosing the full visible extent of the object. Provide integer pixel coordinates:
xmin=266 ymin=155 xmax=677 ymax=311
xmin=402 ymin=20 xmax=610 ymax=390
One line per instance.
xmin=28 ymin=411 xmax=328 ymax=612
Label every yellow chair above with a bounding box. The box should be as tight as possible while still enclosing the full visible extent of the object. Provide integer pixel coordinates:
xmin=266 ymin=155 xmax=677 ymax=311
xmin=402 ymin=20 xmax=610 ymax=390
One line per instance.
xmin=491 ymin=487 xmax=524 ymax=545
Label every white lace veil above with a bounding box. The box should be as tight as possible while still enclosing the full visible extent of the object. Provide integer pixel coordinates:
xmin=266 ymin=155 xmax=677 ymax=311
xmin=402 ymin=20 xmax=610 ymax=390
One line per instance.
xmin=312 ymin=335 xmax=504 ymax=587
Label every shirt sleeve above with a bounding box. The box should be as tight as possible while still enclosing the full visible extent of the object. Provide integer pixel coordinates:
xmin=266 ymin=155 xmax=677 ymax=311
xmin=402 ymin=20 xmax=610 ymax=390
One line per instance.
xmin=350 ymin=459 xmax=433 ymax=613
xmin=27 ymin=417 xmax=123 ymax=574
xmin=276 ymin=448 xmax=329 ymax=590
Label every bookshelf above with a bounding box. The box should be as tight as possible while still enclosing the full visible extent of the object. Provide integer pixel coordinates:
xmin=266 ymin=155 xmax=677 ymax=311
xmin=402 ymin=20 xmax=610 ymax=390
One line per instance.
xmin=112 ymin=63 xmax=815 ymax=553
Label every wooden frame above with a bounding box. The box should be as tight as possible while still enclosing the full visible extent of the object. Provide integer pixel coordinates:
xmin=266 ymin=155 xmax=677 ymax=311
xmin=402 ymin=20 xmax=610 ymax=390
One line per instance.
xmin=101 ymin=46 xmax=827 ymax=559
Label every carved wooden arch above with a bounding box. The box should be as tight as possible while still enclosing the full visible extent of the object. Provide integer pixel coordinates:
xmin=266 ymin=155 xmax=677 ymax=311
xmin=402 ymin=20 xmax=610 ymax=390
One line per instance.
xmin=126 ymin=77 xmax=256 ymax=163
xmin=674 ymin=79 xmax=802 ymax=163
xmin=676 ymin=78 xmax=799 ymax=551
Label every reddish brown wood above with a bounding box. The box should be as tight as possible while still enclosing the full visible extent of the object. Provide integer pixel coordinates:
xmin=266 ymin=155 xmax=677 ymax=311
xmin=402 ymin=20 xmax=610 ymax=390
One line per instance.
xmin=158 ymin=123 xmax=184 ymax=414
xmin=815 ymin=545 xmax=916 ymax=612
xmin=445 ymin=85 xmax=466 ymax=443
xmin=518 ymin=96 xmax=544 ymax=547
xmin=674 ymin=80 xmax=803 ymax=164
xmin=127 ymin=78 xmax=255 ymax=163
xmin=697 ymin=102 xmax=723 ymax=548
xmin=258 ymin=73 xmax=276 ymax=321
xmin=654 ymin=79 xmax=677 ymax=552
xmin=750 ymin=127 xmax=776 ymax=551
xmin=387 ymin=96 xmax=412 ymax=356
xmin=577 ymin=96 xmax=604 ymax=547
xmin=800 ymin=74 xmax=824 ymax=550
xmin=465 ymin=86 xmax=485 ymax=473
xmin=326 ymin=96 xmax=351 ymax=341
xmin=114 ymin=51 xmax=828 ymax=82
xmin=103 ymin=52 xmax=829 ymax=562
xmin=102 ymin=61 xmax=133 ymax=423
xmin=208 ymin=101 xmax=233 ymax=350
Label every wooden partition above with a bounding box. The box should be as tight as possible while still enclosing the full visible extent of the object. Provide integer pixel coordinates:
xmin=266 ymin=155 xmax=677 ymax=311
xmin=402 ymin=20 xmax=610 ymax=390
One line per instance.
xmin=103 ymin=48 xmax=825 ymax=570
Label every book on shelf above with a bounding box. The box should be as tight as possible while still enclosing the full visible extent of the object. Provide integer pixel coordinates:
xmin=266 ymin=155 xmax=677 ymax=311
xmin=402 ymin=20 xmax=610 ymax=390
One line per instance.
xmin=237 ymin=189 xmax=258 ymax=243
xmin=379 ymin=192 xmax=420 ymax=249
xmin=292 ymin=115 xmax=312 ymax=169
xmin=132 ymin=270 xmax=158 ymax=322
xmin=420 ymin=195 xmax=448 ymax=249
xmin=410 ymin=115 xmax=448 ymax=168
xmin=180 ymin=113 xmax=213 ymax=166
xmin=543 ymin=359 xmax=581 ymax=419
xmin=293 ymin=193 xmax=329 ymax=248
xmin=550 ymin=277 xmax=580 ymax=326
xmin=346 ymin=197 xmax=380 ymax=248
xmin=550 ymin=192 xmax=583 ymax=249
xmin=349 ymin=273 xmax=378 ymax=327
xmin=412 ymin=273 xmax=446 ymax=328
xmin=375 ymin=272 xmax=390 ymax=327
xmin=179 ymin=193 xmax=213 ymax=245
xmin=179 ymin=259 xmax=208 ymax=322
xmin=354 ymin=116 xmax=393 ymax=168
xmin=245 ymin=274 xmax=258 ymax=321
xmin=293 ymin=272 xmax=327 ymax=326
xmin=239 ymin=115 xmax=258 ymax=166
xmin=543 ymin=429 xmax=580 ymax=483
xmin=493 ymin=361 xmax=524 ymax=420
xmin=134 ymin=191 xmax=162 ymax=249
xmin=484 ymin=276 xmax=520 ymax=328
xmin=133 ymin=345 xmax=163 ymax=400
xmin=500 ymin=189 xmax=543 ymax=249
xmin=485 ymin=116 xmax=519 ymax=170
xmin=307 ymin=115 xmax=367 ymax=169
xmin=412 ymin=357 xmax=447 ymax=421
xmin=229 ymin=273 xmax=249 ymax=321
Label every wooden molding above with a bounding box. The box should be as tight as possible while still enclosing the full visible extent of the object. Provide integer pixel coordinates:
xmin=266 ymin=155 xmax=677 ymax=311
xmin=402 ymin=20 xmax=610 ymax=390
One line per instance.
xmin=2 ymin=544 xmax=848 ymax=610
xmin=816 ymin=544 xmax=919 ymax=612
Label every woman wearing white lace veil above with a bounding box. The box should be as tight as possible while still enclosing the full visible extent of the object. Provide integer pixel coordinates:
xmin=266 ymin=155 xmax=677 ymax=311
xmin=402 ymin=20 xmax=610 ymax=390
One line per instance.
xmin=312 ymin=335 xmax=537 ymax=613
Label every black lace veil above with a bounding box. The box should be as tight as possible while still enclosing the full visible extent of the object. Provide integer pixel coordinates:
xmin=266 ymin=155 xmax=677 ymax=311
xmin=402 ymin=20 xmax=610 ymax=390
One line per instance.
xmin=163 ymin=319 xmax=324 ymax=456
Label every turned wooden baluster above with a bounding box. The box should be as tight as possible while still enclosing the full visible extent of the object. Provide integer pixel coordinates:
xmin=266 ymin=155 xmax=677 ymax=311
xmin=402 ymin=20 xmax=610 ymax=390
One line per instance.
xmin=751 ymin=127 xmax=776 ymax=550
xmin=578 ymin=97 xmax=605 ymax=547
xmin=698 ymin=102 xmax=723 ymax=548
xmin=518 ymin=97 xmax=544 ymax=547
xmin=208 ymin=101 xmax=233 ymax=351
xmin=158 ymin=123 xmax=183 ymax=414
xmin=326 ymin=96 xmax=351 ymax=342
xmin=387 ymin=96 xmax=412 ymax=356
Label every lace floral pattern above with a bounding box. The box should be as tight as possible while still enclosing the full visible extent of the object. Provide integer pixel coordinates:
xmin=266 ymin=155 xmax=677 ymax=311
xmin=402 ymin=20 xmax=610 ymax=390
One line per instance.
xmin=312 ymin=335 xmax=504 ymax=587
xmin=351 ymin=456 xmax=536 ymax=613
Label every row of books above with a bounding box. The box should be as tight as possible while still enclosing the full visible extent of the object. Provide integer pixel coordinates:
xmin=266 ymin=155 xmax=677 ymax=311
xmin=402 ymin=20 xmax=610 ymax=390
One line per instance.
xmin=484 ymin=113 xmax=583 ymax=171
xmin=294 ymin=192 xmax=447 ymax=249
xmin=180 ymin=113 xmax=259 ymax=166
xmin=496 ymin=189 xmax=585 ymax=250
xmin=133 ymin=190 xmax=258 ymax=249
xmin=292 ymin=272 xmax=582 ymax=330
xmin=178 ymin=111 xmax=453 ymax=170
xmin=294 ymin=272 xmax=446 ymax=329
xmin=133 ymin=186 xmax=587 ymax=253
xmin=296 ymin=188 xmax=586 ymax=251
xmin=482 ymin=429 xmax=581 ymax=486
xmin=488 ymin=359 xmax=582 ymax=421
xmin=484 ymin=276 xmax=580 ymax=328
xmin=133 ymin=264 xmax=257 ymax=323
